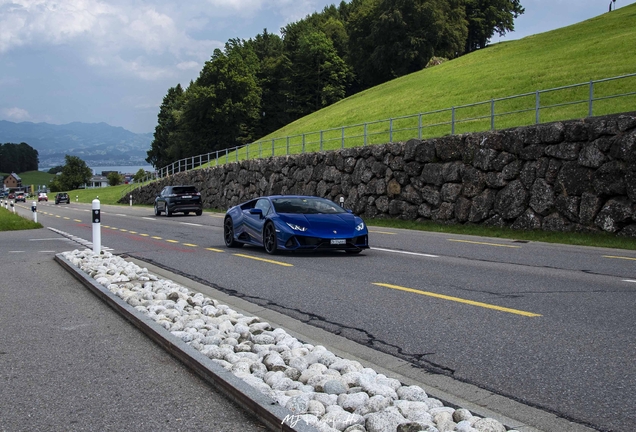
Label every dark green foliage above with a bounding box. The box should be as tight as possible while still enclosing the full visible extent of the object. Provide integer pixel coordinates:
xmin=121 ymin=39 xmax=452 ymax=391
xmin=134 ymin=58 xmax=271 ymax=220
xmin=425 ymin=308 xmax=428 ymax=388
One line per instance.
xmin=47 ymin=165 xmax=64 ymax=175
xmin=50 ymin=155 xmax=92 ymax=191
xmin=107 ymin=171 xmax=123 ymax=186
xmin=0 ymin=142 xmax=39 ymax=173
xmin=464 ymin=0 xmax=525 ymax=52
xmin=348 ymin=0 xmax=468 ymax=87
xmin=146 ymin=84 xmax=184 ymax=169
xmin=148 ymin=0 xmax=524 ymax=169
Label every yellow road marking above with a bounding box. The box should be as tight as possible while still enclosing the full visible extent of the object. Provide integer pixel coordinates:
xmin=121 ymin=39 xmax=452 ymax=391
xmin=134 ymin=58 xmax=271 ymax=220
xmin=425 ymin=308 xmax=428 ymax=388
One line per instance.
xmin=209 ymin=214 xmax=225 ymax=218
xmin=206 ymin=248 xmax=224 ymax=253
xmin=604 ymin=255 xmax=636 ymax=261
xmin=103 ymin=225 xmax=110 ymax=228
xmin=120 ymin=229 xmax=128 ymax=232
xmin=166 ymin=239 xmax=179 ymax=243
xmin=369 ymin=230 xmax=397 ymax=235
xmin=128 ymin=231 xmax=137 ymax=234
xmin=234 ymin=254 xmax=293 ymax=267
xmin=448 ymin=239 xmax=521 ymax=248
xmin=182 ymin=243 xmax=197 ymax=247
xmin=152 ymin=236 xmax=162 ymax=240
xmin=74 ymin=219 xmax=82 ymax=222
xmin=55 ymin=215 xmax=60 ymax=218
xmin=63 ymin=217 xmax=70 ymax=220
xmin=139 ymin=234 xmax=149 ymax=237
xmin=373 ymin=283 xmax=541 ymax=317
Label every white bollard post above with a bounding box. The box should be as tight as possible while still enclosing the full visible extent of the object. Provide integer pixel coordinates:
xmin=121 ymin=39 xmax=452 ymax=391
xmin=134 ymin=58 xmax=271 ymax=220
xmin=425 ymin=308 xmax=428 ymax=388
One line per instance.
xmin=76 ymin=195 xmax=78 ymax=202
xmin=32 ymin=201 xmax=37 ymax=223
xmin=129 ymin=194 xmax=132 ymax=206
xmin=10 ymin=199 xmax=15 ymax=213
xmin=339 ymin=197 xmax=345 ymax=208
xmin=92 ymin=198 xmax=101 ymax=254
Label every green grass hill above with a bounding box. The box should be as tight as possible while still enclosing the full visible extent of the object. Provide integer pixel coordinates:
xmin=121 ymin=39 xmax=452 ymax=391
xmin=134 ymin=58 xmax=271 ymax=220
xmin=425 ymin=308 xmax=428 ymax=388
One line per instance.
xmin=250 ymin=4 xmax=636 ymax=151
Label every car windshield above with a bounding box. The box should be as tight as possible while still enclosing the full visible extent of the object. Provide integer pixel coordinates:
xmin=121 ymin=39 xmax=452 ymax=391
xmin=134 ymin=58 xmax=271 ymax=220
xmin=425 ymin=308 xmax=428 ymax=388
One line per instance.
xmin=172 ymin=186 xmax=197 ymax=194
xmin=272 ymin=197 xmax=346 ymax=214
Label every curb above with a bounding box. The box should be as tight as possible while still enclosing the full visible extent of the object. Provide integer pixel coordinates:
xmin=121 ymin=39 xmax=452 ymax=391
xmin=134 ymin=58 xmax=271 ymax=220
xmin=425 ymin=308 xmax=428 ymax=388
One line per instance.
xmin=55 ymin=253 xmax=319 ymax=432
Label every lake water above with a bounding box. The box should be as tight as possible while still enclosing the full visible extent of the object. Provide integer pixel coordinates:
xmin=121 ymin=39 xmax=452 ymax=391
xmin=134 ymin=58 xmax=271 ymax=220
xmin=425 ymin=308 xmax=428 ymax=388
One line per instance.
xmin=91 ymin=165 xmax=155 ymax=175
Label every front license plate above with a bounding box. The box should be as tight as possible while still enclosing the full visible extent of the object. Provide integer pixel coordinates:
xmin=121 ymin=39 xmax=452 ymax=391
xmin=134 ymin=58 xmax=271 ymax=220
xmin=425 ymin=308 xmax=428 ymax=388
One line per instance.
xmin=182 ymin=195 xmax=192 ymax=199
xmin=330 ymin=239 xmax=346 ymax=245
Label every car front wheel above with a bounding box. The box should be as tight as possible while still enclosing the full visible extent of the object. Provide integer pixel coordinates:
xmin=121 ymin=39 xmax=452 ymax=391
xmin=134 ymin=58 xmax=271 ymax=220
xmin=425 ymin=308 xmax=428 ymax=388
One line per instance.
xmin=224 ymin=217 xmax=243 ymax=248
xmin=263 ymin=222 xmax=278 ymax=255
xmin=154 ymin=204 xmax=161 ymax=216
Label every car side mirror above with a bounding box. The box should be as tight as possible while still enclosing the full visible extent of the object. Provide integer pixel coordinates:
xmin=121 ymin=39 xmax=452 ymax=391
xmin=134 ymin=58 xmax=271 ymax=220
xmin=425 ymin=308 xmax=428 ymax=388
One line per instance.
xmin=346 ymin=209 xmax=353 ymax=214
xmin=249 ymin=208 xmax=263 ymax=218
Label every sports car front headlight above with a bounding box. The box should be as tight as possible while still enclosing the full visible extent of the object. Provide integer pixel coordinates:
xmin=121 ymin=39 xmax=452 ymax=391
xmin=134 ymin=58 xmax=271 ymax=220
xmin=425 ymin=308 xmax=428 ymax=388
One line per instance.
xmin=286 ymin=222 xmax=307 ymax=232
xmin=355 ymin=222 xmax=365 ymax=231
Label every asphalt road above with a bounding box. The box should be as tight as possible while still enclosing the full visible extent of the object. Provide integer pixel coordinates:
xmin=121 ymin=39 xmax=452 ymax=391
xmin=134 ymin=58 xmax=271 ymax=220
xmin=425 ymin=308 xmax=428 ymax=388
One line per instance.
xmin=10 ymin=200 xmax=636 ymax=432
xmin=0 ymin=225 xmax=266 ymax=431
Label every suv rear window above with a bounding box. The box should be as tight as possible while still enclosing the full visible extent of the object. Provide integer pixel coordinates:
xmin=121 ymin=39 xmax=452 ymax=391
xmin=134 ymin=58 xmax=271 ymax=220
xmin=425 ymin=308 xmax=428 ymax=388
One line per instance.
xmin=172 ymin=186 xmax=197 ymax=194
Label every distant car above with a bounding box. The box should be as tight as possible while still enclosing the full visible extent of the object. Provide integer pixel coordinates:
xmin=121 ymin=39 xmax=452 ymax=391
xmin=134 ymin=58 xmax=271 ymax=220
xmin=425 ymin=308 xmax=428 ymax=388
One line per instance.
xmin=8 ymin=192 xmax=15 ymax=200
xmin=55 ymin=192 xmax=70 ymax=204
xmin=154 ymin=185 xmax=202 ymax=217
xmin=38 ymin=193 xmax=48 ymax=202
xmin=15 ymin=192 xmax=26 ymax=202
xmin=223 ymin=195 xmax=370 ymax=255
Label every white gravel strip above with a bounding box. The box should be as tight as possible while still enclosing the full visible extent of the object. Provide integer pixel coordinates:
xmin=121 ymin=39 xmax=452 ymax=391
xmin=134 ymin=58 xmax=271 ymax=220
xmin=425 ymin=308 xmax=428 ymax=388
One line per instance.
xmin=62 ymin=248 xmax=519 ymax=432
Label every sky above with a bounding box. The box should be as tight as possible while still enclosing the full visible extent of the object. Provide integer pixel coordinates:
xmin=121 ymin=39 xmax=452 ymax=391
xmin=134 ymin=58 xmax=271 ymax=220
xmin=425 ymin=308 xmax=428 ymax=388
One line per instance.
xmin=0 ymin=0 xmax=634 ymax=134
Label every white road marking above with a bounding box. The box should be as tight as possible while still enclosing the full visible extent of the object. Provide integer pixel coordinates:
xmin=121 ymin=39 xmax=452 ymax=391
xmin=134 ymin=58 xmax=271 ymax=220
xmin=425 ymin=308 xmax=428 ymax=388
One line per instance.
xmin=370 ymin=247 xmax=438 ymax=258
xmin=623 ymin=280 xmax=636 ymax=284
xmin=142 ymin=217 xmax=155 ymax=220
xmin=115 ymin=214 xmax=127 ymax=216
xmin=180 ymin=222 xmax=203 ymax=227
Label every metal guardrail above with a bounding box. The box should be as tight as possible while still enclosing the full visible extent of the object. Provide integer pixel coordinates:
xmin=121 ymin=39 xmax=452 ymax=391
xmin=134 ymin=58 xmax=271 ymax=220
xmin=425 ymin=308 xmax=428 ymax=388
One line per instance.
xmin=124 ymin=72 xmax=636 ymax=197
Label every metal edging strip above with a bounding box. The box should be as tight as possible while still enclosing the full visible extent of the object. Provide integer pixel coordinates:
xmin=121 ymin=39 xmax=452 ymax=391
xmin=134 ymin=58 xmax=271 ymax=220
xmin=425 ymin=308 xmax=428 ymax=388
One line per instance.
xmin=54 ymin=253 xmax=319 ymax=432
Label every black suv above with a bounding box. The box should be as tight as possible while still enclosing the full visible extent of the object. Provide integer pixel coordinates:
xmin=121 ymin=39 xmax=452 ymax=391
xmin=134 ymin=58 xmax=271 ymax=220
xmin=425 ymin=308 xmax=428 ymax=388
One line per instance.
xmin=55 ymin=192 xmax=70 ymax=204
xmin=154 ymin=185 xmax=202 ymax=217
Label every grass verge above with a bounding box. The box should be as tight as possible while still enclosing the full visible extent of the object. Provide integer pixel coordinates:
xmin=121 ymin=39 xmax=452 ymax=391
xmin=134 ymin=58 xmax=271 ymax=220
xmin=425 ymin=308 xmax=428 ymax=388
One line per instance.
xmin=367 ymin=218 xmax=636 ymax=251
xmin=0 ymin=207 xmax=43 ymax=231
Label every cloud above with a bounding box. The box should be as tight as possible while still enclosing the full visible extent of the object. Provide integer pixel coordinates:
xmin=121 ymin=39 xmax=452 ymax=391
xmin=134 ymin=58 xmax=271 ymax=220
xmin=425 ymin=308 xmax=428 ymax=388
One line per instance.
xmin=2 ymin=107 xmax=31 ymax=121
xmin=0 ymin=0 xmax=221 ymax=81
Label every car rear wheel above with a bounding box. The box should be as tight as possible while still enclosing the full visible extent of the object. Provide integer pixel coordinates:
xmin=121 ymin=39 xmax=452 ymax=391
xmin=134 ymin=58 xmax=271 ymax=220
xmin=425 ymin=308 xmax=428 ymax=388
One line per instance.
xmin=166 ymin=206 xmax=173 ymax=217
xmin=263 ymin=222 xmax=278 ymax=255
xmin=154 ymin=204 xmax=161 ymax=216
xmin=195 ymin=210 xmax=202 ymax=216
xmin=224 ymin=217 xmax=243 ymax=248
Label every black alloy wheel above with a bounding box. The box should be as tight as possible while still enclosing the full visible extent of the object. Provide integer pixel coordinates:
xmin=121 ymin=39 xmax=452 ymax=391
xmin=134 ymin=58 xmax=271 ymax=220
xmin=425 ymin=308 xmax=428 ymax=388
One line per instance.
xmin=224 ymin=217 xmax=243 ymax=248
xmin=263 ymin=222 xmax=278 ymax=255
xmin=154 ymin=204 xmax=161 ymax=216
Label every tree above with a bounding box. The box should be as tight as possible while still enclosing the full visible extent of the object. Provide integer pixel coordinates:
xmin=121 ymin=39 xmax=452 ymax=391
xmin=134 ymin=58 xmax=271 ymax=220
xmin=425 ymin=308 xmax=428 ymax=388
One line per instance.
xmin=348 ymin=0 xmax=467 ymax=88
xmin=133 ymin=168 xmax=150 ymax=183
xmin=146 ymin=84 xmax=184 ymax=169
xmin=0 ymin=142 xmax=39 ymax=173
xmin=56 ymin=155 xmax=92 ymax=191
xmin=47 ymin=165 xmax=64 ymax=174
xmin=282 ymin=21 xmax=353 ymax=118
xmin=463 ymin=0 xmax=525 ymax=52
xmin=107 ymin=172 xmax=123 ymax=186
xmin=178 ymin=41 xmax=262 ymax=155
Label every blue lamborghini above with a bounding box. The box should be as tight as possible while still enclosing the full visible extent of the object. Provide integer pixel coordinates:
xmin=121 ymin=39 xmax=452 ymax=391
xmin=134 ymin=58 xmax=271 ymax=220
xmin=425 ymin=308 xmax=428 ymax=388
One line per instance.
xmin=223 ymin=195 xmax=369 ymax=254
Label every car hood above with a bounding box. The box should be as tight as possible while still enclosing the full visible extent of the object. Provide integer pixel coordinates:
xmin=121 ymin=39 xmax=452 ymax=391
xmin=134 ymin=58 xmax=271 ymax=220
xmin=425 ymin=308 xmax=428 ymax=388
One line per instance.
xmin=278 ymin=213 xmax=364 ymax=237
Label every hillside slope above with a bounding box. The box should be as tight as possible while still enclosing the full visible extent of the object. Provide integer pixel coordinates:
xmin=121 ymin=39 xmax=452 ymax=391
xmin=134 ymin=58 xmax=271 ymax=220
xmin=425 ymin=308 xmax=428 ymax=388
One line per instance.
xmin=266 ymin=4 xmax=636 ymax=141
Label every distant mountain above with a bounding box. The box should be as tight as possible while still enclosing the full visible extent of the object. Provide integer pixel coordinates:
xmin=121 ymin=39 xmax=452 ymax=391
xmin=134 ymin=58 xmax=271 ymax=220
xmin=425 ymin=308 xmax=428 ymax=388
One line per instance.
xmin=0 ymin=120 xmax=153 ymax=168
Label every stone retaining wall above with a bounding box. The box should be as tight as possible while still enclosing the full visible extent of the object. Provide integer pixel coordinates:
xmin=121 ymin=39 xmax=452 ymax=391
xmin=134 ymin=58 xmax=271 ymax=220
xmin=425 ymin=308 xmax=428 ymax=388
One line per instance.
xmin=124 ymin=112 xmax=636 ymax=237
